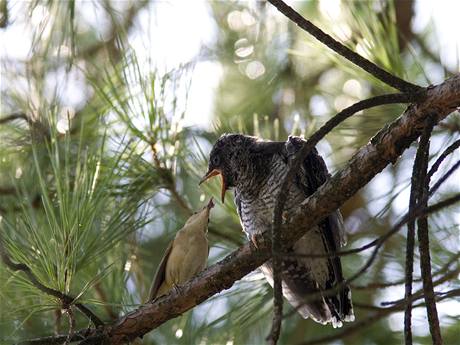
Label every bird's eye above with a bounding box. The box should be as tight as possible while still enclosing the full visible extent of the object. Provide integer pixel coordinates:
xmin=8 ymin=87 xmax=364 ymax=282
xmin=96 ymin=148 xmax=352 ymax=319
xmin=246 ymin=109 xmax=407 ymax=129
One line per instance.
xmin=212 ymin=156 xmax=220 ymax=166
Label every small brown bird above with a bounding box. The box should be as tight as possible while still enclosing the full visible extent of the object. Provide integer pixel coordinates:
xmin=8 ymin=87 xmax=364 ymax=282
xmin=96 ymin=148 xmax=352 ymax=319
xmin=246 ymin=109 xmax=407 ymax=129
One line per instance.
xmin=148 ymin=199 xmax=214 ymax=301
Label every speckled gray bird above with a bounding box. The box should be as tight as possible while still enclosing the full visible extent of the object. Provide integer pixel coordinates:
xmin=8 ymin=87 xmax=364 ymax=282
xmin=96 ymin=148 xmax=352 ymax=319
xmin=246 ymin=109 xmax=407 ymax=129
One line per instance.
xmin=200 ymin=134 xmax=354 ymax=327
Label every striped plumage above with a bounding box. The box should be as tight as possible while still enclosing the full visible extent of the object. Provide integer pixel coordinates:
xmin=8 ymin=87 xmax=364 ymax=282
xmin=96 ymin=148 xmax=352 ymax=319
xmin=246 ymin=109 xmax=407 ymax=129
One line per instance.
xmin=202 ymin=134 xmax=354 ymax=327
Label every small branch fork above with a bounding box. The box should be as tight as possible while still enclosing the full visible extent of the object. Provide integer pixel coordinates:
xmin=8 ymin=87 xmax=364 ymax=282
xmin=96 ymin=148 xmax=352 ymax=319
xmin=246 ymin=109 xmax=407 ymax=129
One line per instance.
xmin=0 ymin=237 xmax=104 ymax=328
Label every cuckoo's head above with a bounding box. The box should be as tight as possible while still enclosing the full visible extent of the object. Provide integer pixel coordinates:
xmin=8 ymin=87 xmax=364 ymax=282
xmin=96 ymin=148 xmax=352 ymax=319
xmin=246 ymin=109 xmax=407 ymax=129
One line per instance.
xmin=199 ymin=133 xmax=256 ymax=203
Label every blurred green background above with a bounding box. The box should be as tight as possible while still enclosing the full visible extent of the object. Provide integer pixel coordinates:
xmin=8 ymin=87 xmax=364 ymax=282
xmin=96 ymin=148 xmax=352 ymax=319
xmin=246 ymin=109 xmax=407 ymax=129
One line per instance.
xmin=0 ymin=1 xmax=459 ymax=344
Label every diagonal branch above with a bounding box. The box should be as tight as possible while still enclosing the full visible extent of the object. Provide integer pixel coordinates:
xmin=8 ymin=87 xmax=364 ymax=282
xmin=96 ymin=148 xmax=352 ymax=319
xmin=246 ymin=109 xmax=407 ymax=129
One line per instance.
xmin=429 ymin=159 xmax=460 ymax=196
xmin=266 ymin=0 xmax=423 ymax=94
xmin=353 ymin=252 xmax=460 ymax=290
xmin=427 ymin=138 xmax=460 ymax=180
xmin=17 ymin=74 xmax=460 ymax=345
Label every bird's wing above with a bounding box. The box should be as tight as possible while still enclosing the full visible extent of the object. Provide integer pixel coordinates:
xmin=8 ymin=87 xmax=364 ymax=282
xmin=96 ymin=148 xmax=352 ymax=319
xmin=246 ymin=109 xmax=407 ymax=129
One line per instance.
xmin=286 ymin=136 xmax=353 ymax=322
xmin=285 ymin=136 xmax=346 ymax=246
xmin=148 ymin=240 xmax=173 ymax=302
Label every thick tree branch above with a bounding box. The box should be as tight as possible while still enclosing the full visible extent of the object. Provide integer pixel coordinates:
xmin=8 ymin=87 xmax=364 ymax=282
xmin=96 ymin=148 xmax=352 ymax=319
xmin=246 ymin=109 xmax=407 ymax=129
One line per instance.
xmin=266 ymin=0 xmax=423 ymax=93
xmin=18 ymin=74 xmax=460 ymax=345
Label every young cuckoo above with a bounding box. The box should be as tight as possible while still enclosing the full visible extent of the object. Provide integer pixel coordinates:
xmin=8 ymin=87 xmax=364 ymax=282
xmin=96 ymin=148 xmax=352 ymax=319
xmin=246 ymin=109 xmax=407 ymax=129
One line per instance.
xmin=200 ymin=134 xmax=354 ymax=327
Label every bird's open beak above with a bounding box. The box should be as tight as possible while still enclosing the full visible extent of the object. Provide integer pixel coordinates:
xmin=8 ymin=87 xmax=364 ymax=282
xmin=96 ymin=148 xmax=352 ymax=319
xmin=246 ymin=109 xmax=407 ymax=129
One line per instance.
xmin=199 ymin=169 xmax=227 ymax=204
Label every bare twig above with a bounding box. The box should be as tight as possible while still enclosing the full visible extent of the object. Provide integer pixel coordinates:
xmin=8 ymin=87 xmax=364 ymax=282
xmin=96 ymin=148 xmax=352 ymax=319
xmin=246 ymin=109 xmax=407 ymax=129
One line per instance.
xmin=427 ymin=138 xmax=460 ymax=180
xmin=404 ymin=117 xmax=434 ymax=344
xmin=429 ymin=159 xmax=460 ymax=196
xmin=266 ymin=0 xmax=423 ymax=94
xmin=381 ymin=267 xmax=460 ymax=306
xmin=416 ymin=125 xmax=443 ymax=345
xmin=352 ymin=252 xmax=460 ymax=290
xmin=281 ymin=192 xmax=460 ymax=319
xmin=0 ymin=238 xmax=104 ymax=327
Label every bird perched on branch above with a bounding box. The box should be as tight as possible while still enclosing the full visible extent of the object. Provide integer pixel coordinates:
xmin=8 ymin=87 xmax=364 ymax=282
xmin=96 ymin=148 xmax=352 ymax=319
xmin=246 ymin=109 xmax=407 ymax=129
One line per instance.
xmin=148 ymin=199 xmax=214 ymax=301
xmin=200 ymin=134 xmax=354 ymax=327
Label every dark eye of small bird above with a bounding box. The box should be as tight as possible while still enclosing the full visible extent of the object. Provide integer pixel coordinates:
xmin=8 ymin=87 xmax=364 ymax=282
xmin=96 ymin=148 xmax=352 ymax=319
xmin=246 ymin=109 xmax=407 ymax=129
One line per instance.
xmin=212 ymin=156 xmax=220 ymax=166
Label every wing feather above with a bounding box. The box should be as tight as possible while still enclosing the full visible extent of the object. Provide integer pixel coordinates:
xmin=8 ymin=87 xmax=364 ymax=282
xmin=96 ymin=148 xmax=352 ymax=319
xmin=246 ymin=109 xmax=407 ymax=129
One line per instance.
xmin=148 ymin=241 xmax=173 ymax=302
xmin=286 ymin=136 xmax=353 ymax=321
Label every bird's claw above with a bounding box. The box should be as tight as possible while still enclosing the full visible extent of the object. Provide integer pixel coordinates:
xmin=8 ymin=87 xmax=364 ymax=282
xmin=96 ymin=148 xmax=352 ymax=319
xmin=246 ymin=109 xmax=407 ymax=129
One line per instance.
xmin=282 ymin=211 xmax=289 ymax=222
xmin=172 ymin=284 xmax=182 ymax=294
xmin=251 ymin=234 xmax=265 ymax=249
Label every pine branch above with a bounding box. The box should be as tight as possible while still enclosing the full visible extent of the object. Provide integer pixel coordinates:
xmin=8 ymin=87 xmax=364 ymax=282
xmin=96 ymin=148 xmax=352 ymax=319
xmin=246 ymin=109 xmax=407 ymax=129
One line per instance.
xmin=16 ymin=74 xmax=460 ymax=345
xmin=0 ymin=238 xmax=104 ymax=328
xmin=266 ymin=0 xmax=423 ymax=94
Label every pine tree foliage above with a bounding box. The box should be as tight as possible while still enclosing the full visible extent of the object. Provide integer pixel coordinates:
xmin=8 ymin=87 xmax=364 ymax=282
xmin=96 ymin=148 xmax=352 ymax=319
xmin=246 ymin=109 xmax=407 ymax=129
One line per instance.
xmin=0 ymin=1 xmax=459 ymax=344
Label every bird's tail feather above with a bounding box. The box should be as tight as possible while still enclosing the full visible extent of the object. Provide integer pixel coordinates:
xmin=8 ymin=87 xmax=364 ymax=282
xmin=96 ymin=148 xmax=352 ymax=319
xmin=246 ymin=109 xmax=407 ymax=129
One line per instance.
xmin=261 ymin=263 xmax=354 ymax=327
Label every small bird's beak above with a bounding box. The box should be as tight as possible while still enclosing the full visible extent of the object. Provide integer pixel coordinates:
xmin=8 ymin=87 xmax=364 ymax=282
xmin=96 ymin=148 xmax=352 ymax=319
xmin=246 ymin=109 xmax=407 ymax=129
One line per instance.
xmin=206 ymin=198 xmax=215 ymax=210
xmin=199 ymin=169 xmax=227 ymax=204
